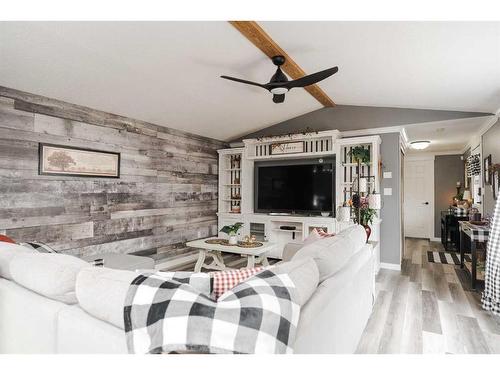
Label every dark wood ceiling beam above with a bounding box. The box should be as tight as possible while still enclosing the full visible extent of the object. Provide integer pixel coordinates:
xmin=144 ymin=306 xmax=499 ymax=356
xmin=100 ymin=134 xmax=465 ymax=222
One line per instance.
xmin=229 ymin=21 xmax=336 ymax=107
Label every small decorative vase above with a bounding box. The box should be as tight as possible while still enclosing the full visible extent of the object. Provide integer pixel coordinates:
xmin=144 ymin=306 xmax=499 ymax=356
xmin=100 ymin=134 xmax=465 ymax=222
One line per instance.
xmin=228 ymin=235 xmax=238 ymax=245
xmin=363 ymin=225 xmax=371 ymax=242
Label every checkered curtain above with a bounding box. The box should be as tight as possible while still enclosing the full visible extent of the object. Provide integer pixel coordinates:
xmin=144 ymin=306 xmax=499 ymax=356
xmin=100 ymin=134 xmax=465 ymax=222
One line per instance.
xmin=482 ymin=196 xmax=500 ymax=315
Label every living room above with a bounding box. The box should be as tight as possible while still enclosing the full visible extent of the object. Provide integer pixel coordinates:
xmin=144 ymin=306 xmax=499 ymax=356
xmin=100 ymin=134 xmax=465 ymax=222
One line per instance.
xmin=1 ymin=0 xmax=500 ymax=373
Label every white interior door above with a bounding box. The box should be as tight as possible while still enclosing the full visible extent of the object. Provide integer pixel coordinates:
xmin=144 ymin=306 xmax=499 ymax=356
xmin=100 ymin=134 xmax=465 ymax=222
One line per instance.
xmin=404 ymin=158 xmax=434 ymax=239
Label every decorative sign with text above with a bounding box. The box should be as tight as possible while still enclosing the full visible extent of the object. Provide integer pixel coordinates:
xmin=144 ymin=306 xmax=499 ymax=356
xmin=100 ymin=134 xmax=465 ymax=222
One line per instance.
xmin=270 ymin=141 xmax=304 ymax=155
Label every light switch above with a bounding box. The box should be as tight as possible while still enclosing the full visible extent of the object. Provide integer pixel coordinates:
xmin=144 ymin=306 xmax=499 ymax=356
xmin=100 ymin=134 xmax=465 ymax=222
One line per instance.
xmin=383 ymin=171 xmax=392 ymax=179
xmin=384 ymin=188 xmax=392 ymax=196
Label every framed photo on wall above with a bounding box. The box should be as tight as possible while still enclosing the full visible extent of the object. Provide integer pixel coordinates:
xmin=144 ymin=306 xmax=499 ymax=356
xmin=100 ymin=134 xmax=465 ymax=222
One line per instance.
xmin=484 ymin=154 xmax=492 ymax=185
xmin=39 ymin=143 xmax=120 ymax=178
xmin=493 ymin=170 xmax=499 ymax=201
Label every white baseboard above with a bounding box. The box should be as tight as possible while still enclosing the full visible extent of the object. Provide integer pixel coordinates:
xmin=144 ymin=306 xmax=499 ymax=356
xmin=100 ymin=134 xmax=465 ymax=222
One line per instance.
xmin=430 ymin=237 xmax=441 ymax=242
xmin=380 ymin=262 xmax=401 ymax=271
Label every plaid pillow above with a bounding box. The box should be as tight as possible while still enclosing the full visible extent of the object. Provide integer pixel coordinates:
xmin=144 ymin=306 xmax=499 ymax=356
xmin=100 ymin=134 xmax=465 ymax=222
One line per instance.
xmin=317 ymin=228 xmax=335 ymax=238
xmin=19 ymin=242 xmax=58 ymax=253
xmin=0 ymin=235 xmax=16 ymax=244
xmin=210 ymin=267 xmax=265 ymax=300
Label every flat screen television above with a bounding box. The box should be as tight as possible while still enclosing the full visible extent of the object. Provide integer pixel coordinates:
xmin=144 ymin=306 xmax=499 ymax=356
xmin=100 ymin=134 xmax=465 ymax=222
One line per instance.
xmin=254 ymin=158 xmax=335 ymax=215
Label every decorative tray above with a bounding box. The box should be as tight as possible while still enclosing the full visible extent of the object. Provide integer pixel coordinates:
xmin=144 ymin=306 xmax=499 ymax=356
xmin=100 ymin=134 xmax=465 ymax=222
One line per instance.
xmin=237 ymin=241 xmax=263 ymax=248
xmin=204 ymin=239 xmax=263 ymax=248
xmin=470 ymin=221 xmax=488 ymax=226
xmin=204 ymin=238 xmax=228 ymax=245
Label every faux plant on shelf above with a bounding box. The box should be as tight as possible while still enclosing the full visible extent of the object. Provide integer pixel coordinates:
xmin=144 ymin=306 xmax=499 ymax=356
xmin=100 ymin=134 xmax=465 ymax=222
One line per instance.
xmin=348 ymin=146 xmax=370 ymax=163
xmin=220 ymin=222 xmax=244 ymax=245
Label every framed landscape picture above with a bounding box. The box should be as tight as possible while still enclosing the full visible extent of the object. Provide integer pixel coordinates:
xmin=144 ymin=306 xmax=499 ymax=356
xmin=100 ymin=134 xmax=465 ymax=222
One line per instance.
xmin=39 ymin=143 xmax=120 ymax=178
xmin=484 ymin=154 xmax=492 ymax=185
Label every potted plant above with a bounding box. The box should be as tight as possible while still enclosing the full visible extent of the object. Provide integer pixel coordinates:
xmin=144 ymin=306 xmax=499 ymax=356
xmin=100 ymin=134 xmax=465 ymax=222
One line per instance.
xmin=358 ymin=197 xmax=377 ymax=241
xmin=220 ymin=222 xmax=244 ymax=245
xmin=348 ymin=146 xmax=370 ymax=164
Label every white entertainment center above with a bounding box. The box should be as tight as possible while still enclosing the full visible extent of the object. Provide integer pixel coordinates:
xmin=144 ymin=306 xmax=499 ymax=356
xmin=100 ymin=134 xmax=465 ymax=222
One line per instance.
xmin=217 ymin=130 xmax=382 ymax=269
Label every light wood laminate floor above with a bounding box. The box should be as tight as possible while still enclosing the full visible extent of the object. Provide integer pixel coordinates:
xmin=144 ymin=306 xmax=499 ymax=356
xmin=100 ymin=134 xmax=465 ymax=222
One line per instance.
xmin=356 ymin=238 xmax=500 ymax=354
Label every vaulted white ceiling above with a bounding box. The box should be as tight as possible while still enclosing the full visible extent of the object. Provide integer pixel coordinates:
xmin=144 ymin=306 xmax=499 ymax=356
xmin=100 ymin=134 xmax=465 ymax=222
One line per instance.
xmin=404 ymin=116 xmax=494 ymax=154
xmin=0 ymin=21 xmax=498 ymax=142
xmin=261 ymin=21 xmax=500 ymax=113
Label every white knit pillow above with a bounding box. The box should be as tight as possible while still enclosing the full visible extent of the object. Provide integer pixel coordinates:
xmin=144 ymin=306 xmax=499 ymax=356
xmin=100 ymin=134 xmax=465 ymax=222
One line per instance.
xmin=10 ymin=253 xmax=90 ymax=304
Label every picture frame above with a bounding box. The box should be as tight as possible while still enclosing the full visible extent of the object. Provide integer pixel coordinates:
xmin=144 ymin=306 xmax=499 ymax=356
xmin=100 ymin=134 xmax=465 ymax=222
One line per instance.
xmin=39 ymin=143 xmax=120 ymax=178
xmin=493 ymin=170 xmax=499 ymax=201
xmin=269 ymin=141 xmax=305 ymax=155
xmin=484 ymin=154 xmax=492 ymax=185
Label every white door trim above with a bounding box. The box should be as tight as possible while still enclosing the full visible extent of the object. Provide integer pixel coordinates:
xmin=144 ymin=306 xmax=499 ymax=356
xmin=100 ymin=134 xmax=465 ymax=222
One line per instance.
xmin=404 ymin=157 xmax=435 ymax=240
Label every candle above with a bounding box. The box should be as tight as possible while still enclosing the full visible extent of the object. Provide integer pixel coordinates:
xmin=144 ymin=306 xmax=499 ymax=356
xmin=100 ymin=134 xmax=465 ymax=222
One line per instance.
xmin=359 ymin=178 xmax=368 ymax=193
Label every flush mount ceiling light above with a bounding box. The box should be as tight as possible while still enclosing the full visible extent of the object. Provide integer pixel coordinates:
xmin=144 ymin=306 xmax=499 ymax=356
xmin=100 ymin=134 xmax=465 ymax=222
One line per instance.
xmin=410 ymin=141 xmax=431 ymax=150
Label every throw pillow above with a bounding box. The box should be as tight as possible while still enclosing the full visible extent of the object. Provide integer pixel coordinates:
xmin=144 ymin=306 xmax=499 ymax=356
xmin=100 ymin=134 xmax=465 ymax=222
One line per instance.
xmin=9 ymin=253 xmax=90 ymax=304
xmin=0 ymin=234 xmax=16 ymax=244
xmin=303 ymin=228 xmax=335 ymax=246
xmin=20 ymin=241 xmax=58 ymax=253
xmin=77 ymin=269 xmax=212 ymax=329
xmin=0 ymin=242 xmax=36 ymax=279
xmin=271 ymin=257 xmax=319 ymax=306
xmin=210 ymin=267 xmax=265 ymax=300
xmin=293 ymin=224 xmax=367 ymax=282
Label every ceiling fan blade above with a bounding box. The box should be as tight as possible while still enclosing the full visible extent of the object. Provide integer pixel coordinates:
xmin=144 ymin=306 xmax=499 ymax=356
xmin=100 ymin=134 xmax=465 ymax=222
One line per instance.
xmin=272 ymin=94 xmax=285 ymax=103
xmin=284 ymin=67 xmax=338 ymax=89
xmin=220 ymin=75 xmax=266 ymax=89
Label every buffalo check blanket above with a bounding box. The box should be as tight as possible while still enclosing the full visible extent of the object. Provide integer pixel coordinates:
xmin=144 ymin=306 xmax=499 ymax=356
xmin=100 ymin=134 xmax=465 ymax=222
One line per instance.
xmin=124 ymin=269 xmax=300 ymax=354
xmin=482 ymin=197 xmax=500 ymax=315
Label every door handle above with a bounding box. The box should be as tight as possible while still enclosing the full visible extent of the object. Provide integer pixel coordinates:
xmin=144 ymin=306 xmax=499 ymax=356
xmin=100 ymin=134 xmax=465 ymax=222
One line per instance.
xmin=423 ymin=202 xmax=429 ymax=205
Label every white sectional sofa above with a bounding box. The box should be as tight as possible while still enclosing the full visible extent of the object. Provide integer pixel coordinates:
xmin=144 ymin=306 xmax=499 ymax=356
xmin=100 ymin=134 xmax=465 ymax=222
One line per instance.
xmin=0 ymin=225 xmax=375 ymax=354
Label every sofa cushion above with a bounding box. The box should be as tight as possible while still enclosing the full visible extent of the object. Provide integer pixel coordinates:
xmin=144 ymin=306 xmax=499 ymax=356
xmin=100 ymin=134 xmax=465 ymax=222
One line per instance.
xmin=9 ymin=253 xmax=90 ymax=304
xmin=272 ymin=257 xmax=319 ymax=305
xmin=20 ymin=241 xmax=58 ymax=253
xmin=292 ymin=225 xmax=367 ymax=282
xmin=0 ymin=242 xmax=36 ymax=280
xmin=76 ymin=267 xmax=138 ymax=329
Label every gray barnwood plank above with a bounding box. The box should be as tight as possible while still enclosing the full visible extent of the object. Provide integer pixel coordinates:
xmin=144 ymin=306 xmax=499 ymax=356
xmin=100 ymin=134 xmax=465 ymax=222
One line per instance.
xmin=0 ymin=86 xmax=223 ymax=263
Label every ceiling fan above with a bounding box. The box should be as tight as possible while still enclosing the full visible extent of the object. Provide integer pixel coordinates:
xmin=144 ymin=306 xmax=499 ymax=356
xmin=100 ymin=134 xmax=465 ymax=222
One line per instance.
xmin=220 ymin=55 xmax=338 ymax=104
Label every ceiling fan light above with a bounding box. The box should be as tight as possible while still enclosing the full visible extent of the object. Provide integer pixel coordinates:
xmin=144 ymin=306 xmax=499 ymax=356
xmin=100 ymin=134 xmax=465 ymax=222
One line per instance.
xmin=410 ymin=141 xmax=431 ymax=150
xmin=270 ymin=87 xmax=288 ymax=95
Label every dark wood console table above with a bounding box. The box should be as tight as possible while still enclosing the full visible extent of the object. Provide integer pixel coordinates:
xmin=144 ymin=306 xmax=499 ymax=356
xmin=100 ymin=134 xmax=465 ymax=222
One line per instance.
xmin=441 ymin=210 xmax=469 ymax=251
xmin=459 ymin=221 xmax=490 ymax=290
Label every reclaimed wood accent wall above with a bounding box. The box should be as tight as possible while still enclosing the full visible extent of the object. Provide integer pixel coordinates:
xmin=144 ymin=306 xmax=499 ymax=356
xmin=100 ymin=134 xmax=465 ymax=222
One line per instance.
xmin=0 ymin=87 xmax=226 ymax=260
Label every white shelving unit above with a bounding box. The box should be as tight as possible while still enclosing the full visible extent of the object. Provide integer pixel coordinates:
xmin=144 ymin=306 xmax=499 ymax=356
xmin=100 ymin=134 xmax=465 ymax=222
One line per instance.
xmin=335 ymin=135 xmax=382 ymax=270
xmin=217 ymin=148 xmax=244 ymax=215
xmin=335 ymin=136 xmax=381 ymax=209
xmin=217 ymin=131 xmax=382 ymax=263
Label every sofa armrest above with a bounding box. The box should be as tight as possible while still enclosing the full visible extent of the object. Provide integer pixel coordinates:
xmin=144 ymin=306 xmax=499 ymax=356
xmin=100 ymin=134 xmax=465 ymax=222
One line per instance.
xmin=282 ymin=242 xmax=305 ymax=262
